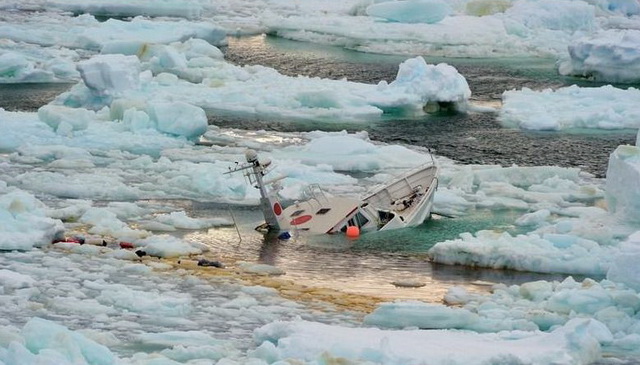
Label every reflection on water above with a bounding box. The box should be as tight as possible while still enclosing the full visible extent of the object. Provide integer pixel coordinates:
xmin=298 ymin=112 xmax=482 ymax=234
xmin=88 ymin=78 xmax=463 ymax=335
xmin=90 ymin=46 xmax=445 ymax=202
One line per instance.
xmin=182 ymin=203 xmax=574 ymax=302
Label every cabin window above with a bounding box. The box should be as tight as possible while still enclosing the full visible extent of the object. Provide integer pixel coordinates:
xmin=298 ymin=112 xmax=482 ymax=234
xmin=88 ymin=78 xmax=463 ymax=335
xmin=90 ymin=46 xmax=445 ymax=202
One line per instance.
xmin=316 ymin=208 xmax=331 ymax=215
xmin=340 ymin=212 xmax=370 ymax=232
xmin=290 ymin=209 xmax=305 ymax=217
xmin=355 ymin=212 xmax=369 ymax=227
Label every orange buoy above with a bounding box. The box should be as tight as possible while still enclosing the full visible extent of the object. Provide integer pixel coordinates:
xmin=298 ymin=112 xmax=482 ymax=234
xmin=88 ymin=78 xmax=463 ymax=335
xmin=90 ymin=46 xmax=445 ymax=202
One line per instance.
xmin=346 ymin=225 xmax=360 ymax=238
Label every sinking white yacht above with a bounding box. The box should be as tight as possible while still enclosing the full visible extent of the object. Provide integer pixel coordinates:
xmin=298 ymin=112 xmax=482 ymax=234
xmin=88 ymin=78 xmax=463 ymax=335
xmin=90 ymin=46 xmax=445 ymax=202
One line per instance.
xmin=227 ymin=149 xmax=438 ymax=237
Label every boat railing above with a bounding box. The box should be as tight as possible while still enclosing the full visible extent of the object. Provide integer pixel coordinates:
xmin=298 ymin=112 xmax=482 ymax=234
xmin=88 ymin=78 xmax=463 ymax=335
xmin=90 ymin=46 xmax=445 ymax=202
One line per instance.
xmin=362 ymin=162 xmax=437 ymax=203
xmin=302 ymin=184 xmax=329 ymax=208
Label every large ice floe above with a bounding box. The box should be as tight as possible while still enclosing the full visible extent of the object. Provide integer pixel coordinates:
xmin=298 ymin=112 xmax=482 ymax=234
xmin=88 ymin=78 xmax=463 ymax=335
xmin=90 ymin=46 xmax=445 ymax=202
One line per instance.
xmin=52 ymin=45 xmax=470 ymax=121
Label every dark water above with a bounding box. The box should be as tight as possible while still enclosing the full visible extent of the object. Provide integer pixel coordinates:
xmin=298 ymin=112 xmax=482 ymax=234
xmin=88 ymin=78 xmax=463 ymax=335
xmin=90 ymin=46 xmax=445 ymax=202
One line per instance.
xmin=220 ymin=35 xmax=636 ymax=177
xmin=0 ymin=83 xmax=72 ymax=111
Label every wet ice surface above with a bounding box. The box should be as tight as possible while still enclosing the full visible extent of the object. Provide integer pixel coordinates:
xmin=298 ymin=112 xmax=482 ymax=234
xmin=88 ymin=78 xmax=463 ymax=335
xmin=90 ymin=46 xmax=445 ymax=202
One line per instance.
xmin=0 ymin=246 xmax=359 ymax=359
xmin=220 ymin=35 xmax=637 ymax=178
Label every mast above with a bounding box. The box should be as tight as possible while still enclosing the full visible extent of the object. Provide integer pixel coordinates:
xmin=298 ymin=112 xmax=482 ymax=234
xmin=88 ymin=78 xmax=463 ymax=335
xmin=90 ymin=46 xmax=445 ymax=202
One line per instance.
xmin=226 ymin=149 xmax=283 ymax=232
xmin=245 ymin=150 xmax=282 ymax=231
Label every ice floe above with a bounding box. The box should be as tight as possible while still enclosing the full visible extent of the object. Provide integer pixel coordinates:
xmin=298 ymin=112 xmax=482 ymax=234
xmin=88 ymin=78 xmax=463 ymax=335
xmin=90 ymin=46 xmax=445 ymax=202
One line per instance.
xmin=252 ymin=317 xmax=608 ymax=364
xmin=0 ymin=40 xmax=78 ymax=83
xmin=54 ymin=50 xmax=470 ymax=122
xmin=560 ymin=29 xmax=640 ymax=84
xmin=0 ymin=13 xmax=226 ymax=52
xmin=500 ymin=85 xmax=640 ymax=130
xmin=47 ymin=0 xmax=203 ymax=19
xmin=428 ymin=132 xmax=640 ymax=277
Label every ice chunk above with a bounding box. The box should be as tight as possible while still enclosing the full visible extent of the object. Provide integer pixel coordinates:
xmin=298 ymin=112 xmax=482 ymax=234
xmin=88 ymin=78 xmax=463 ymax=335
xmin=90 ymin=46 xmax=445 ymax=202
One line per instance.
xmin=147 ymin=102 xmax=208 ymax=140
xmin=95 ymin=282 xmax=192 ymax=316
xmin=605 ymin=144 xmax=640 ymax=223
xmin=152 ymin=211 xmax=231 ymax=230
xmin=137 ymin=235 xmax=202 ymax=258
xmin=559 ymin=30 xmax=640 ymax=84
xmin=590 ymin=0 xmax=640 ymax=16
xmin=0 ymin=270 xmax=35 ymax=290
xmin=0 ymin=42 xmax=79 ymax=83
xmin=76 ymin=54 xmax=141 ymax=97
xmin=428 ymin=229 xmax=613 ymax=276
xmin=38 ymin=105 xmax=96 ymax=133
xmin=0 ymin=190 xmax=64 ymax=250
xmin=608 ymin=232 xmax=640 ymax=291
xmin=366 ymin=0 xmax=452 ymax=24
xmin=238 ymin=262 xmax=285 ymax=276
xmin=363 ymin=301 xmax=479 ymax=329
xmin=505 ymin=0 xmax=595 ymax=32
xmin=21 ymin=317 xmax=116 ymax=365
xmin=385 ymin=57 xmax=471 ymax=104
xmin=515 ymin=209 xmax=551 ymax=227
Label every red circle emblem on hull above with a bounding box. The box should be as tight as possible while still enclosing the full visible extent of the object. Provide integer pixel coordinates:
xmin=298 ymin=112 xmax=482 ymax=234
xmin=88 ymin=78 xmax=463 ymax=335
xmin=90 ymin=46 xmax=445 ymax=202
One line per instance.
xmin=273 ymin=202 xmax=282 ymax=216
xmin=290 ymin=215 xmax=312 ymax=225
